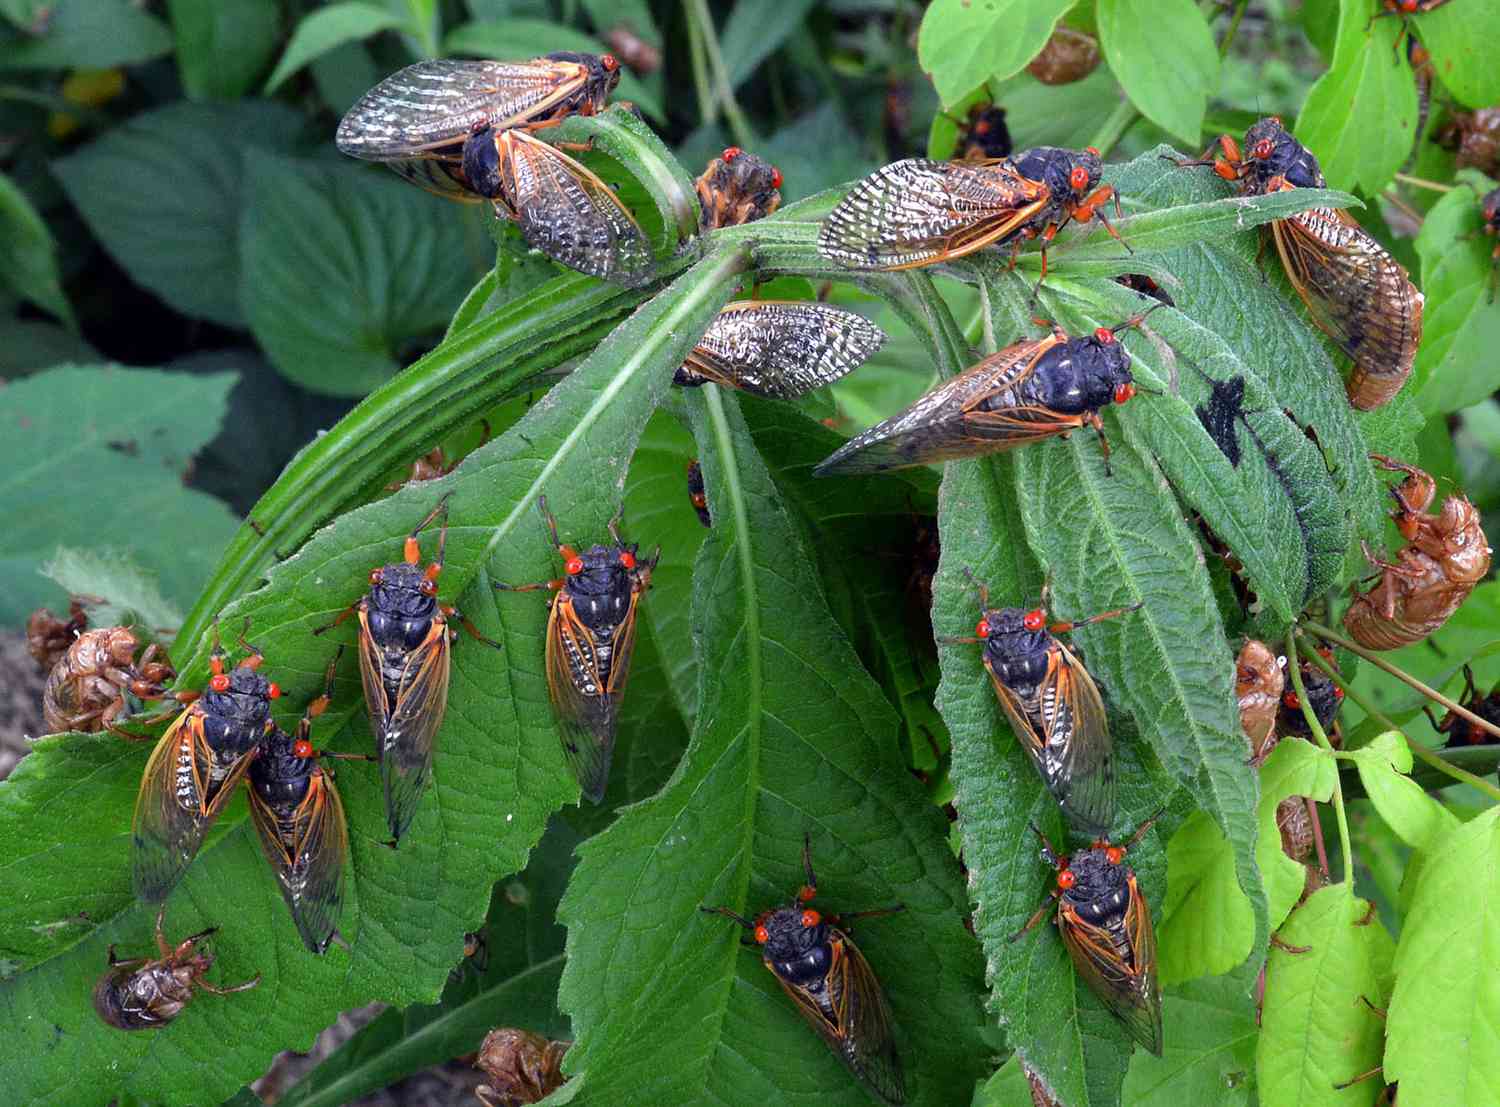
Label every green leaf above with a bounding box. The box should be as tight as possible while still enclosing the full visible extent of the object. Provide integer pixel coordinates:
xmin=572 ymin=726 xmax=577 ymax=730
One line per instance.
xmin=0 ymin=0 xmax=47 ymax=32
xmin=0 ymin=0 xmax=171 ymax=69
xmin=167 ymin=0 xmax=280 ymax=100
xmin=0 ymin=320 xmax=98 ymax=378
xmin=555 ymin=387 xmax=988 ymax=1105
xmin=1121 ymin=963 xmax=1259 ymax=1106
xmin=443 ymin=19 xmax=665 ymax=123
xmin=0 ymin=365 xmax=239 ymax=625
xmin=1295 ymin=1 xmax=1419 ymax=195
xmin=1157 ymin=813 xmax=1255 ymax=986
xmin=39 ymin=548 xmax=183 ymax=634
xmin=973 ymin=1055 xmax=1035 ymax=1107
xmin=1417 ymin=1 xmax=1500 ymax=108
xmin=263 ymin=2 xmax=407 ymax=93
xmin=52 ymin=101 xmax=304 ymax=328
xmin=1257 ymin=884 xmax=1394 ymax=1107
xmin=1410 ymin=171 xmax=1500 ymax=415
xmin=0 ymin=170 xmax=72 ymax=326
xmin=240 ymin=154 xmax=483 ymax=396
xmin=1344 ymin=730 xmax=1459 ymax=851
xmin=1385 ymin=806 xmax=1500 ymax=1104
xmin=0 ymin=247 xmax=746 ymax=1106
xmin=1256 ymin=739 xmax=1336 ymax=932
xmin=917 ymin=0 xmax=1075 ymax=108
xmin=1096 ymin=0 xmax=1219 ymax=145
xmin=720 ymin=0 xmax=818 ymax=90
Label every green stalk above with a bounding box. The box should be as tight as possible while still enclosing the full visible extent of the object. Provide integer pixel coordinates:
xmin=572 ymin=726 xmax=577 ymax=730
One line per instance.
xmin=684 ymin=0 xmax=756 ymax=149
xmin=685 ymin=2 xmax=716 ymax=128
xmin=1286 ymin=628 xmax=1354 ymax=884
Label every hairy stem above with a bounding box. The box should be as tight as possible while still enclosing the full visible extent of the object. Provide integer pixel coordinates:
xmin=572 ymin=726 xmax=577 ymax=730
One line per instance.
xmin=1285 ymin=628 xmax=1354 ymax=884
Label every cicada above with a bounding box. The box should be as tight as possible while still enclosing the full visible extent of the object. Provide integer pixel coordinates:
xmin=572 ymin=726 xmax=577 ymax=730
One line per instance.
xmin=1115 ymin=272 xmax=1175 ymax=306
xmin=941 ymin=577 xmax=1138 ymax=834
xmin=1236 ymin=640 xmax=1284 ymax=765
xmin=1428 ymin=665 xmax=1500 ymax=748
xmin=1010 ymin=817 xmax=1164 ymax=1056
xmin=1343 ymin=455 xmax=1491 ymax=650
xmin=686 ymin=460 xmax=711 ymax=527
xmin=493 ymin=497 xmax=658 ymax=803
xmin=132 ymin=624 xmax=280 ymax=904
xmin=475 ymin=1028 xmax=571 ymax=1107
xmin=1026 ymin=27 xmax=1102 ymax=86
xmin=1182 ymin=118 xmax=1423 ymax=410
xmin=43 ymin=625 xmax=174 ymax=735
xmin=1437 ymin=108 xmax=1500 ymax=174
xmin=94 ymin=905 xmax=259 ymax=1031
xmin=1277 ymin=648 xmax=1344 ymax=743
xmin=813 ymin=310 xmax=1156 ymax=477
xmin=701 ymin=836 xmax=906 ymax=1105
xmin=318 ymin=495 xmax=497 ymax=842
xmin=247 ymin=654 xmax=355 ymax=955
xmin=946 ymin=103 xmax=1011 ymax=162
xmin=818 ymin=144 xmax=1123 ymax=274
xmin=696 ymin=146 xmax=782 ymax=230
xmin=336 ymin=54 xmax=651 ymax=284
xmin=674 ymin=301 xmax=887 ymax=399
xmin=1367 ymin=0 xmax=1452 ymax=48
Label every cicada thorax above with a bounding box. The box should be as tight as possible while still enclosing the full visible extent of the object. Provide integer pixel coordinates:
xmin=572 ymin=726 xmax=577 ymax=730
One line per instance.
xmin=695 ymin=146 xmax=783 ymax=230
xmin=362 ymin=560 xmax=448 ymax=743
xmin=42 ymin=625 xmax=174 ymax=735
xmin=1278 ymin=650 xmax=1344 ymax=743
xmin=556 ymin=543 xmax=641 ymax=705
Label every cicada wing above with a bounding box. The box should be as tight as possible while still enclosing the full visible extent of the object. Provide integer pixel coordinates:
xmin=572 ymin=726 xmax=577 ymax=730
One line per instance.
xmin=131 ymin=710 xmax=256 ymax=903
xmin=773 ymin=930 xmax=906 ymax=1105
xmin=544 ymin=595 xmax=616 ymax=803
xmin=358 ymin=608 xmax=452 ymax=841
xmin=1042 ymin=643 xmax=1116 ymax=835
xmin=1059 ymin=877 xmax=1163 ymax=1055
xmin=336 ymin=58 xmax=594 ymax=159
xmin=818 ymin=157 xmax=1046 ymax=270
xmin=497 ymin=129 xmax=653 ymax=285
xmin=812 ymin=338 xmax=1050 ymax=475
xmin=1269 ymin=205 xmax=1422 ymax=405
xmin=248 ymin=768 xmax=349 ymax=955
xmin=684 ymin=301 xmax=888 ymax=399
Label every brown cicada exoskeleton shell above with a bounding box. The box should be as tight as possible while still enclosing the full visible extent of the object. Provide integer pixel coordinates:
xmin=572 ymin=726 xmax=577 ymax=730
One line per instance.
xmin=1236 ymin=640 xmax=1284 ymax=765
xmin=26 ymin=598 xmax=91 ymax=671
xmin=1344 ymin=456 xmax=1491 ymax=650
xmin=42 ymin=626 xmax=175 ymax=735
xmin=1025 ymin=27 xmax=1101 ymax=85
xmin=94 ymin=907 xmax=258 ymax=1031
xmin=1437 ymin=107 xmax=1500 ymax=175
xmin=475 ymin=1028 xmax=570 ymax=1106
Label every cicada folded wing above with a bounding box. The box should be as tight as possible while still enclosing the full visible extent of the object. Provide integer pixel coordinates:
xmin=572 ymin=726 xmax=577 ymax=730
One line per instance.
xmin=677 ymin=301 xmax=887 ymax=399
xmin=818 ymin=158 xmax=1047 ymax=270
xmin=1058 ymin=872 xmax=1163 ymax=1055
xmin=544 ymin=589 xmax=639 ymax=803
xmin=247 ymin=757 xmax=349 ymax=956
xmin=1268 ymin=203 xmax=1423 ymax=410
xmin=131 ymin=710 xmax=257 ymax=903
xmin=495 ymin=128 xmax=653 ymax=284
xmin=356 ymin=606 xmax=452 ymax=841
xmin=777 ymin=928 xmax=906 ymax=1105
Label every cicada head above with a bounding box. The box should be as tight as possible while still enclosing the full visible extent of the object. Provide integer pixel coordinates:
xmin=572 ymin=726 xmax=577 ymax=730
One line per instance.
xmin=756 ymin=905 xmax=834 ymax=986
xmin=1079 ymin=326 xmax=1136 ymax=408
xmin=1012 ymin=146 xmax=1099 ymax=202
xmin=696 ymin=146 xmax=782 ymax=229
xmin=563 ymin=543 xmax=640 ymax=629
xmin=1058 ymin=842 xmax=1134 ymax=923
xmin=1482 ymin=187 xmax=1500 ymax=233
xmin=368 ymin=560 xmax=441 ymax=620
xmin=200 ymin=664 xmax=278 ymax=754
xmin=544 ymin=50 xmax=621 ymax=111
xmin=1242 ymin=117 xmax=1324 ymax=190
xmin=975 ymin=606 xmax=1053 ymax=685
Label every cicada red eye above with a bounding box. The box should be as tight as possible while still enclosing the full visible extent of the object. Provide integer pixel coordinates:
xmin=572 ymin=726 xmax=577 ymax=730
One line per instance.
xmin=754 ymin=924 xmax=769 ymax=944
xmin=1282 ymin=690 xmax=1301 ymax=709
xmin=975 ymin=618 xmax=990 ymax=637
xmin=267 ymin=682 xmax=281 ymax=699
xmin=723 ymin=146 xmax=742 ymax=162
xmin=770 ymin=167 xmax=783 ymax=188
xmin=798 ymin=884 xmax=816 ymax=903
xmin=1085 ymin=146 xmax=1100 ymax=157
xmin=1252 ymin=139 xmax=1275 ymax=160
xmin=1334 ymin=686 xmax=1345 ymax=700
xmin=1106 ymin=846 xmax=1125 ymax=864
xmin=1114 ymin=381 xmax=1136 ymax=404
xmin=209 ymin=674 xmax=231 ymax=693
xmin=565 ymin=556 xmax=584 ymax=575
xmin=1070 ymin=166 xmax=1090 ymax=190
xmin=802 ymin=909 xmax=821 ymax=928
xmin=1057 ymin=869 xmax=1076 ymax=889
xmin=1095 ymin=327 xmax=1114 ymax=343
xmin=619 ymin=550 xmax=636 ymax=570
xmin=292 ymin=739 xmax=314 ymax=758
xmin=1023 ymin=608 xmax=1046 ymax=631
xmin=601 ymin=54 xmax=619 ymax=71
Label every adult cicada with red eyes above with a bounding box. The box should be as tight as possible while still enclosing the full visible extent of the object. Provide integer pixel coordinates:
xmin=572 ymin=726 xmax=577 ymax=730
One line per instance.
xmin=336 ymin=53 xmax=651 ymax=284
xmin=941 ymin=577 xmax=1139 ymax=834
xmin=945 ymin=103 xmax=1012 ymax=162
xmin=1011 ymin=816 xmax=1164 ymax=1056
xmin=813 ymin=309 xmax=1158 ymax=477
xmin=132 ymin=623 xmax=280 ymax=904
xmin=695 ymin=146 xmax=782 ymax=230
xmin=317 ymin=495 xmax=497 ymax=843
xmin=493 ymin=496 xmax=658 ymax=803
xmin=818 ymin=144 xmax=1123 ymax=275
xmin=1179 ymin=117 xmax=1422 ymax=410
xmin=247 ymin=653 xmax=358 ymax=954
xmin=701 ymin=836 xmax=907 ymax=1105
xmin=686 ymin=460 xmax=711 ymax=527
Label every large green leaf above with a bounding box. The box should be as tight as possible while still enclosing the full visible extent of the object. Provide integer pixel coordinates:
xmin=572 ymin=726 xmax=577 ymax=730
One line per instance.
xmin=0 ymin=246 xmax=747 ymax=1106
xmin=167 ymin=0 xmax=280 ymax=100
xmin=720 ymin=0 xmax=819 ymax=91
xmin=0 ymin=0 xmax=171 ymax=68
xmin=917 ymin=0 xmax=1075 ymax=107
xmin=52 ymin=101 xmax=305 ymax=328
xmin=0 ymin=170 xmax=71 ymax=326
xmin=554 ymin=387 xmax=987 ymax=1105
xmin=1096 ymin=0 xmax=1219 ymax=146
xmin=1416 ymin=1 xmax=1500 ymax=108
xmin=1120 ymin=962 xmax=1259 ymax=1106
xmin=264 ymin=1 xmax=408 ymax=92
xmin=0 ymin=365 xmax=239 ymax=625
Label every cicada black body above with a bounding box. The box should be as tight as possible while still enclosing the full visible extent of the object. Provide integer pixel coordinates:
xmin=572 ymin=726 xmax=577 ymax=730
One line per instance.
xmin=943 ymin=581 xmax=1138 ymax=833
xmin=702 ymin=837 xmax=906 ymax=1105
xmin=1011 ymin=818 xmax=1163 ymax=1056
xmin=686 ymin=460 xmax=711 ymax=527
xmin=696 ymin=146 xmax=782 ymax=230
xmin=132 ymin=627 xmax=280 ymax=904
xmin=1432 ymin=665 xmax=1500 ymax=748
xmin=1278 ymin=649 xmax=1344 ymax=743
xmin=246 ymin=657 xmax=352 ymax=955
xmin=493 ymin=497 xmax=658 ymax=803
xmin=950 ymin=103 xmax=1012 ymax=162
xmin=818 ymin=144 xmax=1122 ymax=274
xmin=1115 ymin=272 xmax=1175 ymax=306
xmin=813 ymin=311 xmax=1156 ymax=477
xmin=674 ymin=301 xmax=887 ymax=399
xmin=94 ymin=905 xmax=259 ymax=1031
xmin=1185 ymin=117 xmax=1423 ymax=410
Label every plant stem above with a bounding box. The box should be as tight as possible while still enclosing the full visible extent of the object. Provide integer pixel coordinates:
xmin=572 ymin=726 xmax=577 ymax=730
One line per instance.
xmin=1218 ymin=0 xmax=1250 ymax=58
xmin=1298 ymin=637 xmax=1500 ymax=803
xmin=1395 ymin=172 xmax=1455 ymax=193
xmin=685 ymin=6 xmax=716 ymax=129
xmin=1286 ymin=628 xmax=1354 ymax=884
xmin=1303 ymin=621 xmax=1500 ymax=743
xmin=684 ymin=0 xmax=755 ymax=149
